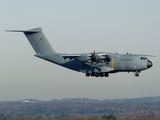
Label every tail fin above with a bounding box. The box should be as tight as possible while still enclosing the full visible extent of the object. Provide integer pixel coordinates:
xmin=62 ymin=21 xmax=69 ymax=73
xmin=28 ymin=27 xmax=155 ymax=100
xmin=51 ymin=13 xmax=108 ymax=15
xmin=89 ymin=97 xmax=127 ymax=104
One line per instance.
xmin=7 ymin=27 xmax=55 ymax=54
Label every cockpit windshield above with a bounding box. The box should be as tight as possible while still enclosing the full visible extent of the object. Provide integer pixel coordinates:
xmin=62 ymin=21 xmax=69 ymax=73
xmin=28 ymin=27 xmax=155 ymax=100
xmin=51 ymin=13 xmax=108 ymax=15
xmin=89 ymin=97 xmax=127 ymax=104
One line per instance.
xmin=140 ymin=57 xmax=148 ymax=60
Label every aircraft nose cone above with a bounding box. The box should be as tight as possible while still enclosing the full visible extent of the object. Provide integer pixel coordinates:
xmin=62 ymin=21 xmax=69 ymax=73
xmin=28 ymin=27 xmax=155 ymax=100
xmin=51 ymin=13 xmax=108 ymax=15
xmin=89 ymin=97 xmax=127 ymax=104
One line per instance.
xmin=147 ymin=60 xmax=153 ymax=68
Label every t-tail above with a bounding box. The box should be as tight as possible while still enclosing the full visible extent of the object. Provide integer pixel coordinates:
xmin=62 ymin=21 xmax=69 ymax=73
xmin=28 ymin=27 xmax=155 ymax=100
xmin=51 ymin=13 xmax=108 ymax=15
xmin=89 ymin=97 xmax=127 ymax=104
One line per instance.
xmin=7 ymin=27 xmax=56 ymax=54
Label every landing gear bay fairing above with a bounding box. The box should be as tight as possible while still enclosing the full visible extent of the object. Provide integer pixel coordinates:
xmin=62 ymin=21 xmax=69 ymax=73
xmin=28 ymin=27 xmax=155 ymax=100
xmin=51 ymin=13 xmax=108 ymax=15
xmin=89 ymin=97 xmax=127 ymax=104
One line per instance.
xmin=7 ymin=28 xmax=153 ymax=77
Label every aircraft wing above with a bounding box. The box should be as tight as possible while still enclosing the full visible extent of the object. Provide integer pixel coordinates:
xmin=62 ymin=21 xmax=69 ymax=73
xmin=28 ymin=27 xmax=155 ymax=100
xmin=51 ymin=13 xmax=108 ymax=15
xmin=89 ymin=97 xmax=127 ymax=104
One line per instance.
xmin=60 ymin=54 xmax=92 ymax=62
xmin=131 ymin=54 xmax=156 ymax=57
xmin=60 ymin=52 xmax=112 ymax=63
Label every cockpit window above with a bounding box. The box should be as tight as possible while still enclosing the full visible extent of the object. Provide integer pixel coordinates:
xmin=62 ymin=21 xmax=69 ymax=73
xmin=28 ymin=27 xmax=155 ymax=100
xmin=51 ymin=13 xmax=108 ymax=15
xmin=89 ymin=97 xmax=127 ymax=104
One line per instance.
xmin=140 ymin=57 xmax=148 ymax=60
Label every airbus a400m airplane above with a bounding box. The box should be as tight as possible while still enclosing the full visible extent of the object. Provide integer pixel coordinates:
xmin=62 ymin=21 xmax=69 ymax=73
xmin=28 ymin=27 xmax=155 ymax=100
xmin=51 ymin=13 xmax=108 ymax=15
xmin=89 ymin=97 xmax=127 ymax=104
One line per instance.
xmin=8 ymin=28 xmax=153 ymax=77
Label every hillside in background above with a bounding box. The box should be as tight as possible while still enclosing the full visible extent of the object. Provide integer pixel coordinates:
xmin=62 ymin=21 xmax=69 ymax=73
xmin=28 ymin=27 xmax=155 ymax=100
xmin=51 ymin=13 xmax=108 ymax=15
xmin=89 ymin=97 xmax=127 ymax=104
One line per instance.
xmin=0 ymin=96 xmax=160 ymax=119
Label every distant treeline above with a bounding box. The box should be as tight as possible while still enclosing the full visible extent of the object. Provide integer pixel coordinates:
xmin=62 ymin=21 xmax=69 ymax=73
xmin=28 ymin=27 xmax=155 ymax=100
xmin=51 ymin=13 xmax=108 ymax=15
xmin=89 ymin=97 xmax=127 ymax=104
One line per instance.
xmin=0 ymin=97 xmax=160 ymax=118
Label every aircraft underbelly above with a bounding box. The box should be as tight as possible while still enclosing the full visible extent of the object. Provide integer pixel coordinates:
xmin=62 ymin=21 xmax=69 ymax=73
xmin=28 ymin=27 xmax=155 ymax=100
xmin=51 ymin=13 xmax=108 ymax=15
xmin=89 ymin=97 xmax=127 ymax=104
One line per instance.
xmin=79 ymin=66 xmax=112 ymax=73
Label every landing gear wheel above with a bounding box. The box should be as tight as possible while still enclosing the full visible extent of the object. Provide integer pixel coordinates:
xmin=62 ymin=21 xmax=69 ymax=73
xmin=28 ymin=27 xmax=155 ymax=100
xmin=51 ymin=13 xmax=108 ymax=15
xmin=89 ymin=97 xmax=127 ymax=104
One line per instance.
xmin=91 ymin=73 xmax=95 ymax=77
xmin=95 ymin=73 xmax=100 ymax=77
xmin=135 ymin=73 xmax=139 ymax=77
xmin=100 ymin=73 xmax=104 ymax=77
xmin=105 ymin=73 xmax=109 ymax=77
xmin=85 ymin=73 xmax=90 ymax=77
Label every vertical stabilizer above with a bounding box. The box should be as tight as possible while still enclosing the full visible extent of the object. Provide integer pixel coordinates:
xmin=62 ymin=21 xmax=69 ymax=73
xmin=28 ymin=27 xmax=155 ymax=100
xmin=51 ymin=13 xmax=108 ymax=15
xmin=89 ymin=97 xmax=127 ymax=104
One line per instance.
xmin=7 ymin=27 xmax=55 ymax=54
xmin=23 ymin=28 xmax=54 ymax=54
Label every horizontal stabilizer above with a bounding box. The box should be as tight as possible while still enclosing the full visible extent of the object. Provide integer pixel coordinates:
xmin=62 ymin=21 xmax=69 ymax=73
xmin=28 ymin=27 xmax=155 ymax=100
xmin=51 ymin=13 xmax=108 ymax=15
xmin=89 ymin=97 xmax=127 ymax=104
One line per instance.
xmin=6 ymin=28 xmax=41 ymax=34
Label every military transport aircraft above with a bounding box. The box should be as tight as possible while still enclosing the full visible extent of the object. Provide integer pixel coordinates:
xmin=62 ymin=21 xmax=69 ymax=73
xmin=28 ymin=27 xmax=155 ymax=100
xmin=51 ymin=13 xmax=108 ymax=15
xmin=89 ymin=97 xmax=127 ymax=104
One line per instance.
xmin=7 ymin=28 xmax=153 ymax=77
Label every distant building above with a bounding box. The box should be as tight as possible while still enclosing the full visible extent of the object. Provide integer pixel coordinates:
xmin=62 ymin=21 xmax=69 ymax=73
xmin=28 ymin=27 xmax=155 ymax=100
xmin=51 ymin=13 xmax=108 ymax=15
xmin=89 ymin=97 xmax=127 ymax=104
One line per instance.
xmin=22 ymin=99 xmax=33 ymax=103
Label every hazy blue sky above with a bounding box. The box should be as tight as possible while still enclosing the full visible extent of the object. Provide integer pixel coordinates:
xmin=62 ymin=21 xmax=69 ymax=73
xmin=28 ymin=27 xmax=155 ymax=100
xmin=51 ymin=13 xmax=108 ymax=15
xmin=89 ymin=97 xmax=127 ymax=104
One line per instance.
xmin=0 ymin=0 xmax=160 ymax=101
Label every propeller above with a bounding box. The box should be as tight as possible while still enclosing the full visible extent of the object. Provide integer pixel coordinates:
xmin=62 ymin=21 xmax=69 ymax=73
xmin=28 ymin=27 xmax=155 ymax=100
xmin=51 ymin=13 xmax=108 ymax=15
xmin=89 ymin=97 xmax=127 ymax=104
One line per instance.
xmin=89 ymin=51 xmax=111 ymax=65
xmin=90 ymin=51 xmax=97 ymax=62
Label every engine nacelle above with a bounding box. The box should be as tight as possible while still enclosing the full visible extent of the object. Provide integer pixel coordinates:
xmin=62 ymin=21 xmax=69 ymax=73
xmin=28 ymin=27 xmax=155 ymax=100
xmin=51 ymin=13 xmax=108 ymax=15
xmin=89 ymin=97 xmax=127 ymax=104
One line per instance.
xmin=76 ymin=56 xmax=90 ymax=62
xmin=96 ymin=55 xmax=106 ymax=60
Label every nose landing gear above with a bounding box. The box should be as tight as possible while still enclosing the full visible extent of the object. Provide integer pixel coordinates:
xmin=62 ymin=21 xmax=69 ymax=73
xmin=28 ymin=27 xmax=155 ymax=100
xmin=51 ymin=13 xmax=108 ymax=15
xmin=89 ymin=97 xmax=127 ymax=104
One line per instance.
xmin=135 ymin=73 xmax=139 ymax=77
xmin=135 ymin=71 xmax=140 ymax=77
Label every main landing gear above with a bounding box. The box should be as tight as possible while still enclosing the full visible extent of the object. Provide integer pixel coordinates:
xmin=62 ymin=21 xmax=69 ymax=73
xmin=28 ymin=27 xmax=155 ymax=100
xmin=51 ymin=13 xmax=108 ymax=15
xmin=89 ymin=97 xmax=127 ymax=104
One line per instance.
xmin=85 ymin=72 xmax=109 ymax=77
